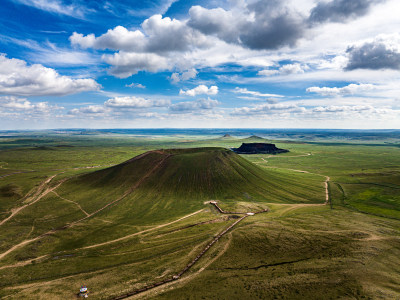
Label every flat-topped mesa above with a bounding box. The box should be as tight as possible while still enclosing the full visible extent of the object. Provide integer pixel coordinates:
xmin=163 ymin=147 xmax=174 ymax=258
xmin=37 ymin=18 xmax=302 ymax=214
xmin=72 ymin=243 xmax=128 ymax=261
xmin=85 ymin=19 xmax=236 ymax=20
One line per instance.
xmin=233 ymin=143 xmax=289 ymax=154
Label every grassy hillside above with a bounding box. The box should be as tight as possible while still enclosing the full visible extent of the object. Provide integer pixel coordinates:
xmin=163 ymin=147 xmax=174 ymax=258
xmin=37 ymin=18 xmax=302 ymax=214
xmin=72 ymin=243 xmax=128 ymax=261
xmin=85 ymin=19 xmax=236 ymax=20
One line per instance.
xmin=0 ymin=134 xmax=399 ymax=299
xmin=59 ymin=147 xmax=324 ymax=209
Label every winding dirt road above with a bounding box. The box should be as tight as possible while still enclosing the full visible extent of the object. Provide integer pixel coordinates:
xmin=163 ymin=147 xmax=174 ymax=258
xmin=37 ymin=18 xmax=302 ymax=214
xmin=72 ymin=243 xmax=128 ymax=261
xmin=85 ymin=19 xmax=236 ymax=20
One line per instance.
xmin=258 ymin=156 xmax=331 ymax=206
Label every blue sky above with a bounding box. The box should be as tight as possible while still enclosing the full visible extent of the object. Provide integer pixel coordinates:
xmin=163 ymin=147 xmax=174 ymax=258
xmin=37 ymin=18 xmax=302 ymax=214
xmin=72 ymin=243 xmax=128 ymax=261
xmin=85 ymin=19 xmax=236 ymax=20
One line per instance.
xmin=1 ymin=0 xmax=400 ymax=129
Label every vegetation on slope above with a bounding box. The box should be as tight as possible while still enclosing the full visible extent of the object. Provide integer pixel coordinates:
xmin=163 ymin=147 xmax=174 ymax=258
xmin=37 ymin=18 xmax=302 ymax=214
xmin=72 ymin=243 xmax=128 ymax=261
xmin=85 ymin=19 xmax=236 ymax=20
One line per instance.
xmin=0 ymin=134 xmax=399 ymax=299
xmin=59 ymin=147 xmax=324 ymax=211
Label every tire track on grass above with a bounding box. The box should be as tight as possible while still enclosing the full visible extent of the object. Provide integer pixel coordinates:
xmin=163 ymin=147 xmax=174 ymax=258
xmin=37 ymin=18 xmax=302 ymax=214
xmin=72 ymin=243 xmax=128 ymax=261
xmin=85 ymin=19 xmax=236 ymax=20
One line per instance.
xmin=109 ymin=204 xmax=269 ymax=300
xmin=109 ymin=215 xmax=249 ymax=300
xmin=0 ymin=170 xmax=36 ymax=179
xmin=80 ymin=209 xmax=204 ymax=250
xmin=51 ymin=191 xmax=89 ymax=217
xmin=0 ymin=153 xmax=171 ymax=260
xmin=257 ymin=165 xmax=330 ymax=206
xmin=0 ymin=174 xmax=63 ymax=226
xmin=0 ymin=163 xmax=117 ymax=226
xmin=65 ymin=153 xmax=172 ymax=229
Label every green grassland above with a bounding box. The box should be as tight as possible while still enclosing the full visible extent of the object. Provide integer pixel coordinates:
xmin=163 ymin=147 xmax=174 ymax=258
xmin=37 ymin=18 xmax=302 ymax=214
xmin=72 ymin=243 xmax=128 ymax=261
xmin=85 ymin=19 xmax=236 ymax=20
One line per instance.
xmin=0 ymin=133 xmax=399 ymax=299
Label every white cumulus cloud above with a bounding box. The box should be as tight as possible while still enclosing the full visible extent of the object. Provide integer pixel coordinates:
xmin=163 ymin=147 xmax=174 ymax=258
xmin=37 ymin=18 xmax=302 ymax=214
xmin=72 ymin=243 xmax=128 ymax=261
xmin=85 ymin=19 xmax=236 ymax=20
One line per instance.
xmin=232 ymin=103 xmax=305 ymax=116
xmin=104 ymin=96 xmax=170 ymax=108
xmin=179 ymin=85 xmax=218 ymax=96
xmin=69 ymin=105 xmax=107 ymax=115
xmin=125 ymin=83 xmax=146 ymax=88
xmin=258 ymin=63 xmax=306 ymax=76
xmin=102 ymin=52 xmax=169 ymax=78
xmin=306 ymin=83 xmax=376 ymax=96
xmin=170 ymin=98 xmax=219 ymax=112
xmin=170 ymin=68 xmax=198 ymax=84
xmin=312 ymin=105 xmax=374 ymax=113
xmin=0 ymin=54 xmax=100 ymax=96
xmin=70 ymin=15 xmax=210 ymax=53
xmin=234 ymin=87 xmax=283 ymax=98
xmin=0 ymin=96 xmax=62 ymax=113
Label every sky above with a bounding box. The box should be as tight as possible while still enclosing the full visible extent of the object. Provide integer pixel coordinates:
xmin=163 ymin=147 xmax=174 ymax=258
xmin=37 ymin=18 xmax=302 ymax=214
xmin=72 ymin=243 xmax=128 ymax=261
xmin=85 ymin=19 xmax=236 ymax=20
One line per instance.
xmin=1 ymin=0 xmax=400 ymax=129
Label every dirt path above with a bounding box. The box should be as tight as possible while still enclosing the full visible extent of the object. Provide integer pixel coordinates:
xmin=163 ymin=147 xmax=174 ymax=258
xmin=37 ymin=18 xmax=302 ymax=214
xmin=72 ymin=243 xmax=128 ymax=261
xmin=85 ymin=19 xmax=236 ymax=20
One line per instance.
xmin=257 ymin=163 xmax=330 ymax=206
xmin=324 ymin=176 xmax=330 ymax=205
xmin=2 ymin=200 xmax=267 ymax=299
xmin=126 ymin=233 xmax=234 ymax=300
xmin=0 ymin=163 xmax=111 ymax=180
xmin=66 ymin=153 xmax=172 ymax=229
xmin=294 ymin=228 xmax=395 ymax=242
xmin=255 ymin=152 xmax=332 ymax=216
xmin=4 ymin=234 xmax=233 ymax=295
xmin=0 ymin=162 xmax=116 ymax=226
xmin=2 ymin=213 xmax=215 ymax=292
xmin=26 ymin=222 xmax=35 ymax=238
xmin=153 ymin=218 xmax=226 ymax=238
xmin=0 ymin=254 xmax=48 ymax=271
xmin=276 ymin=203 xmax=325 ymax=216
xmin=81 ymin=209 xmax=204 ymax=250
xmin=209 ymin=201 xmax=268 ymax=215
xmin=109 ymin=215 xmax=249 ymax=300
xmin=256 ymin=150 xmax=329 ymax=205
xmin=266 ymin=152 xmax=312 ymax=158
xmin=51 ymin=191 xmax=89 ymax=216
xmin=4 ymin=265 xmax=105 ymax=291
xmin=288 ymin=170 xmax=329 ymax=204
xmin=50 ymin=164 xmax=115 ymax=171
xmin=0 ymin=174 xmax=63 ymax=226
xmin=174 ymin=215 xmax=248 ymax=277
xmin=254 ymin=152 xmax=312 ymax=165
xmin=0 ymin=153 xmax=171 ymax=261
xmin=264 ymin=165 xmax=331 ymax=217
xmin=0 ymin=236 xmax=43 ymax=260
xmin=109 ymin=203 xmax=268 ymax=300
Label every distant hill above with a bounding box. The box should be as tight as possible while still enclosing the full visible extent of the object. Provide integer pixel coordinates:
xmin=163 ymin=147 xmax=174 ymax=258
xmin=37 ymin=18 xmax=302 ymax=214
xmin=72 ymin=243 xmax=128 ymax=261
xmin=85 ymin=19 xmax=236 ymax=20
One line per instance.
xmin=245 ymin=135 xmax=265 ymax=140
xmin=233 ymin=143 xmax=289 ymax=154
